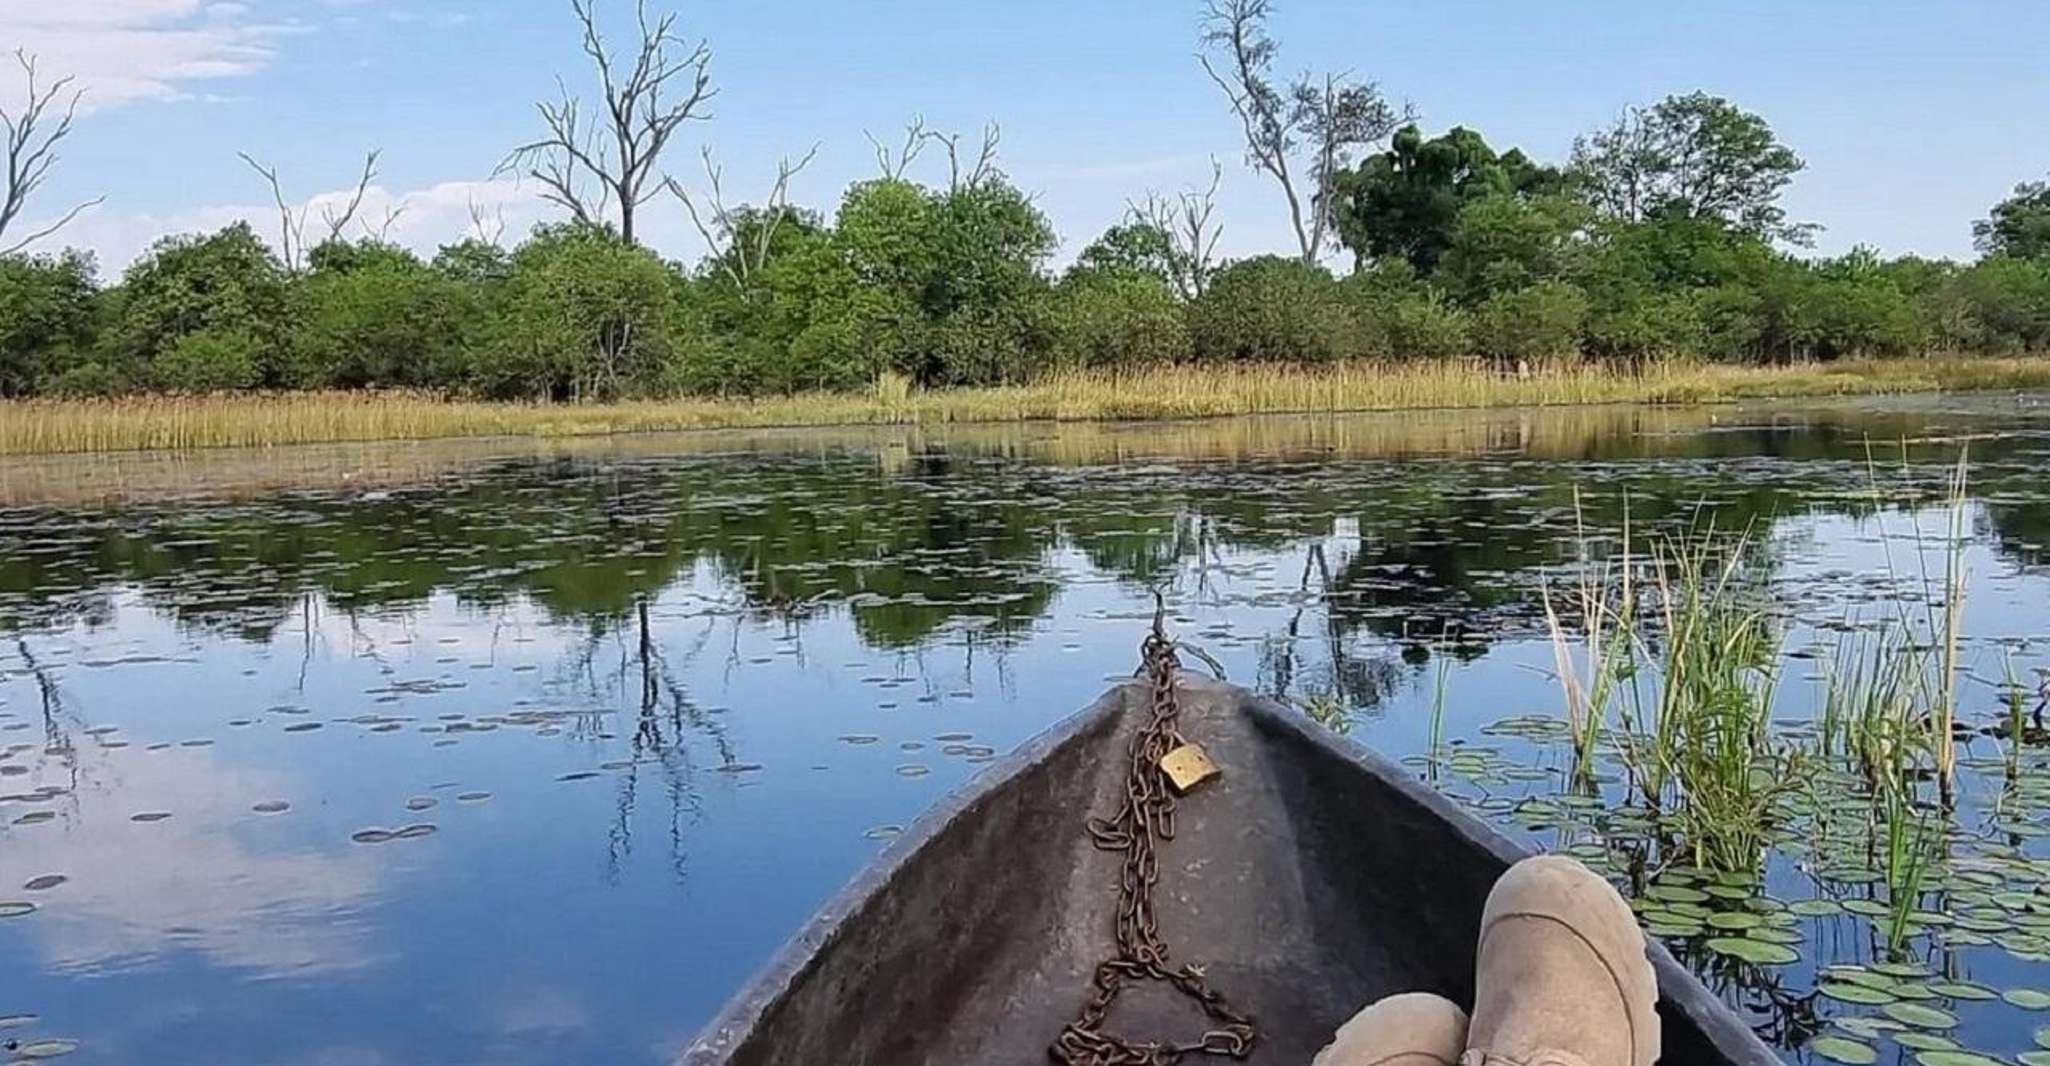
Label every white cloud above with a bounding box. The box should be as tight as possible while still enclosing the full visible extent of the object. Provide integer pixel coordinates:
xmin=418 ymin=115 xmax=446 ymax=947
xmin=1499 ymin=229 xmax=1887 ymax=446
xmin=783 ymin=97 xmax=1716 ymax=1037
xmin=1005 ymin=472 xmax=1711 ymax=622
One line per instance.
xmin=3 ymin=744 xmax=386 ymax=977
xmin=0 ymin=0 xmax=294 ymax=110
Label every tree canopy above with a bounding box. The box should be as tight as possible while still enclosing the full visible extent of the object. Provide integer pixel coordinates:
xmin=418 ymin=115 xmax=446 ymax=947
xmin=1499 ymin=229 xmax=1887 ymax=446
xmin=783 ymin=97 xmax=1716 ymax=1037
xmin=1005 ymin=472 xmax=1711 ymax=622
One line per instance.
xmin=1571 ymin=92 xmax=1810 ymax=245
xmin=1975 ymin=177 xmax=2050 ymax=261
xmin=1328 ymin=124 xmax=1563 ymax=273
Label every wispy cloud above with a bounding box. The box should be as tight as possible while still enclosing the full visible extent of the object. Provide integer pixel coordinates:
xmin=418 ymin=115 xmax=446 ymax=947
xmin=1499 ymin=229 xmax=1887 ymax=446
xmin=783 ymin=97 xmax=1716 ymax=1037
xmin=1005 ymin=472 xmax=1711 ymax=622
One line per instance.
xmin=1 ymin=0 xmax=297 ymax=110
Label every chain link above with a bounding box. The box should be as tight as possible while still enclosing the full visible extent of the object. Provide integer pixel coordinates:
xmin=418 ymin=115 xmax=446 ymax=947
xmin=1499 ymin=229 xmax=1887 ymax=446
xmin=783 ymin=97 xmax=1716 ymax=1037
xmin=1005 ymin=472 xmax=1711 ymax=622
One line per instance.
xmin=1050 ymin=617 xmax=1256 ymax=1066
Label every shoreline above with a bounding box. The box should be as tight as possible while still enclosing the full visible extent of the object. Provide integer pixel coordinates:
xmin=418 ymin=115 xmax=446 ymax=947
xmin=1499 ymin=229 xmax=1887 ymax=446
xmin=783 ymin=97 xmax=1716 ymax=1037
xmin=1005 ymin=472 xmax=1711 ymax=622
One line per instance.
xmin=4 ymin=355 xmax=2048 ymax=458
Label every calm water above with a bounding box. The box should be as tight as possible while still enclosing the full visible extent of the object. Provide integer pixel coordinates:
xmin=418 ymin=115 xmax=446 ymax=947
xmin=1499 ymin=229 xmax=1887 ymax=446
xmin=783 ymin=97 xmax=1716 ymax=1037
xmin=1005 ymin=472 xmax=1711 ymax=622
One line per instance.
xmin=2 ymin=395 xmax=2048 ymax=1065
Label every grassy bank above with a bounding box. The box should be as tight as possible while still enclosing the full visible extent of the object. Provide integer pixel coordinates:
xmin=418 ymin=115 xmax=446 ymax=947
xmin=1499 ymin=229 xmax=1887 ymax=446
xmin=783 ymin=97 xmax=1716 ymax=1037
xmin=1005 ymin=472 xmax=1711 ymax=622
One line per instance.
xmin=4 ymin=355 xmax=2048 ymax=456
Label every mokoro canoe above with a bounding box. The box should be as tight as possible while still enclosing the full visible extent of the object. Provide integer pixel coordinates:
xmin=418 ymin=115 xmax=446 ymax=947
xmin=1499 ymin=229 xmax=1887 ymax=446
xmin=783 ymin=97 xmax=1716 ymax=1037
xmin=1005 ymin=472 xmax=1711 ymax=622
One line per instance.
xmin=682 ymin=676 xmax=1778 ymax=1066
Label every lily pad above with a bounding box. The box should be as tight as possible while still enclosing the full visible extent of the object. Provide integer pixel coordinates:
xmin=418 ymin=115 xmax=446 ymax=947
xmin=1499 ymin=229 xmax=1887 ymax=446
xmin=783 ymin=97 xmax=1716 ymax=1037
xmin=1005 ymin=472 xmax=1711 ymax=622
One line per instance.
xmin=0 ymin=900 xmax=36 ymax=918
xmin=14 ymin=1038 xmax=79 ymax=1059
xmin=1703 ymin=937 xmax=1797 ymax=965
xmin=1820 ymin=982 xmax=1897 ymax=1005
xmin=1810 ymin=1036 xmax=1878 ymax=1065
xmin=2007 ymin=988 xmax=2050 ymax=1010
xmin=1882 ymin=1003 xmax=1958 ymax=1029
xmin=22 ymin=874 xmax=66 ymax=891
xmin=1912 ymin=1053 xmax=2006 ymax=1066
xmin=1928 ymin=981 xmax=1996 ymax=1001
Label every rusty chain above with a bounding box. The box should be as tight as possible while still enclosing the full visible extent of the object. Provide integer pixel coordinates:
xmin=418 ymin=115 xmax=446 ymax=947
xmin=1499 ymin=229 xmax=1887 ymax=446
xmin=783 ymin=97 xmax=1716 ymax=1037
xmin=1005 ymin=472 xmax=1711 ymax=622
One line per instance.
xmin=1050 ymin=612 xmax=1256 ymax=1066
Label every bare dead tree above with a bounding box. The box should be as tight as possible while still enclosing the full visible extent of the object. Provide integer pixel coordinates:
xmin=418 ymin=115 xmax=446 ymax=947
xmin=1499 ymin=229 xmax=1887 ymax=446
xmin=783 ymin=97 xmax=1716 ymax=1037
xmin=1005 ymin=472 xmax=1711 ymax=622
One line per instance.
xmin=0 ymin=51 xmax=104 ymax=255
xmin=1198 ymin=0 xmax=1408 ymax=263
xmin=865 ymin=115 xmax=929 ymax=181
xmin=500 ymin=0 xmax=714 ymax=245
xmin=467 ymin=191 xmax=509 ymax=246
xmin=928 ymin=122 xmax=1004 ymax=192
xmin=363 ymin=202 xmax=407 ymax=243
xmin=1129 ymin=158 xmax=1225 ymax=300
xmin=665 ymin=142 xmax=818 ymax=291
xmin=237 ymin=149 xmax=380 ymax=271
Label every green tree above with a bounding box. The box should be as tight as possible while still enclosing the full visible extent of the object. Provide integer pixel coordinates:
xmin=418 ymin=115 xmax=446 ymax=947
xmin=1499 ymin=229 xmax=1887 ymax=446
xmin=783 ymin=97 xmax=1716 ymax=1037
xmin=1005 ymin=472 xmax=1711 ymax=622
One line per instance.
xmin=1473 ymin=280 xmax=1589 ymax=364
xmin=1571 ymin=92 xmax=1811 ymax=244
xmin=1329 ymin=124 xmax=1562 ymax=273
xmin=289 ymin=239 xmax=475 ymax=388
xmin=469 ymin=222 xmax=677 ymax=399
xmin=1958 ymin=256 xmax=2050 ymax=350
xmin=1188 ymin=255 xmax=1356 ymax=361
xmin=111 ymin=222 xmax=288 ymax=388
xmin=1435 ymin=192 xmax=1589 ymax=302
xmin=0 ymin=249 xmax=98 ymax=396
xmin=1974 ymin=176 xmax=2050 ymax=260
xmin=1070 ymin=221 xmax=1179 ymax=288
xmin=1050 ymin=269 xmax=1191 ymax=368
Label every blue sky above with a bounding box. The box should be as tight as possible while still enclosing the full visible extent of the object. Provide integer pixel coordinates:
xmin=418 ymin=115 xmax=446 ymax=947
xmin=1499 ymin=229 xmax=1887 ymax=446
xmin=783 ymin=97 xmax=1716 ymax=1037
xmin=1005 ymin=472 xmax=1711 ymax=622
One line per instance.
xmin=6 ymin=0 xmax=2047 ymax=274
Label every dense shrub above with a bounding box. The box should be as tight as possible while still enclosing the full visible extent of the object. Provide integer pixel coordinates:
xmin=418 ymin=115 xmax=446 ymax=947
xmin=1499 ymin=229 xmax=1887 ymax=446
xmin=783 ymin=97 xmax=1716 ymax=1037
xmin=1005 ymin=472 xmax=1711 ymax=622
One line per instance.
xmin=1377 ymin=288 xmax=1473 ymax=360
xmin=1189 ymin=256 xmax=1356 ymax=362
xmin=288 ymin=240 xmax=474 ymax=388
xmin=0 ymin=250 xmax=98 ymax=396
xmin=112 ymin=223 xmax=288 ymax=387
xmin=152 ymin=329 xmax=264 ymax=392
xmin=468 ymin=223 xmax=677 ymax=400
xmin=1474 ymin=281 xmax=1589 ymax=363
xmin=1049 ymin=271 xmax=1191 ymax=367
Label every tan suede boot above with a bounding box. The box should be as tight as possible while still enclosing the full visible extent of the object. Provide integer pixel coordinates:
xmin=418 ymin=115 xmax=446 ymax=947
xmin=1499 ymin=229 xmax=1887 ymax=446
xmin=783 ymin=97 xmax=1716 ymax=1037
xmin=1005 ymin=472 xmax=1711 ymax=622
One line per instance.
xmin=1313 ymin=992 xmax=1471 ymax=1066
xmin=1460 ymin=855 xmax=1660 ymax=1066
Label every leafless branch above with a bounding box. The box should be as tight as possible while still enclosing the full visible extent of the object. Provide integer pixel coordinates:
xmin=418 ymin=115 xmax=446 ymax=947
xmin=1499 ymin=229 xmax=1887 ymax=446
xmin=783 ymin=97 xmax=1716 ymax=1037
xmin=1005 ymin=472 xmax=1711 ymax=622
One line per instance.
xmin=239 ymin=151 xmax=309 ymax=271
xmin=665 ymin=141 xmax=818 ymax=291
xmin=468 ymin=192 xmax=508 ymax=246
xmin=865 ymin=115 xmax=928 ymax=181
xmin=239 ymin=149 xmax=381 ymax=271
xmin=1130 ymin=158 xmax=1224 ymax=300
xmin=930 ymin=122 xmax=1003 ymax=192
xmin=363 ymin=202 xmax=407 ymax=243
xmin=0 ymin=51 xmax=103 ymax=254
xmin=501 ymin=0 xmax=714 ymax=244
xmin=320 ymin=149 xmax=380 ymax=243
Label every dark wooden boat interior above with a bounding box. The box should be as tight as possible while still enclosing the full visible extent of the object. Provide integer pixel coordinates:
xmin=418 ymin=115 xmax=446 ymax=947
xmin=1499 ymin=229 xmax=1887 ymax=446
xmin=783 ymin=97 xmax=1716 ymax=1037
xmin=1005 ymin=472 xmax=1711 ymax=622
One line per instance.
xmin=683 ymin=677 xmax=1777 ymax=1066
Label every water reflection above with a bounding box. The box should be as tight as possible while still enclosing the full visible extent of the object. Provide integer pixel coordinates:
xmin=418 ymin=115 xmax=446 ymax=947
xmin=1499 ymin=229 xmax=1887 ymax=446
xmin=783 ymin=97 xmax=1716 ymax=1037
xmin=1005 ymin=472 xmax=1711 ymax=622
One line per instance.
xmin=0 ymin=394 xmax=2047 ymax=1064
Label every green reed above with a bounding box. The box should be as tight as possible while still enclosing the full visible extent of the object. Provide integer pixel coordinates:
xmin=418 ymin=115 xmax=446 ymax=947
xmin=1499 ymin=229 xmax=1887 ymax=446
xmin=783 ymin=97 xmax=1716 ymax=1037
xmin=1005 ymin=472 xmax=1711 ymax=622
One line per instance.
xmin=1879 ymin=778 xmax=1938 ymax=955
xmin=1542 ymin=514 xmax=1791 ymax=874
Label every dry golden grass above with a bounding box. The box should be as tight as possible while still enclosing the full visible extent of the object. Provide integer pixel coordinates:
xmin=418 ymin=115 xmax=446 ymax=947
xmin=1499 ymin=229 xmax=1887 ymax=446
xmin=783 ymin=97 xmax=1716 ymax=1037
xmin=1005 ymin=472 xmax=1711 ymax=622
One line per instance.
xmin=4 ymin=354 xmax=2047 ymax=456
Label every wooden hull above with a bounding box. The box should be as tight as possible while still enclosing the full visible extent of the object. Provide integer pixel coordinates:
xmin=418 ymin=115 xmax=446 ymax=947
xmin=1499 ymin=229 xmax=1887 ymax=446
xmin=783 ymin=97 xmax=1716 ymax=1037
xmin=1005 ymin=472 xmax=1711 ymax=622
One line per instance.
xmin=682 ymin=677 xmax=1777 ymax=1066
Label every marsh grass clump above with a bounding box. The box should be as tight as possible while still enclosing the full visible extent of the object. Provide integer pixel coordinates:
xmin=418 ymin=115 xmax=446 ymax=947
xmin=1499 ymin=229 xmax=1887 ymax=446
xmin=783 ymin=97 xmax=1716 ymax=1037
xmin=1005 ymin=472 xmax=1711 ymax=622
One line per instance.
xmin=1541 ymin=511 xmax=1793 ymax=876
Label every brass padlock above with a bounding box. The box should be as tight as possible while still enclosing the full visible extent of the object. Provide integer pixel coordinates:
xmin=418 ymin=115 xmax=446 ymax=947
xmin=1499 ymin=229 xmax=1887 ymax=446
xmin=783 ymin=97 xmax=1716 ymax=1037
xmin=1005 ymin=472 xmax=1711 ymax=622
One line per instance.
xmin=1159 ymin=743 xmax=1220 ymax=794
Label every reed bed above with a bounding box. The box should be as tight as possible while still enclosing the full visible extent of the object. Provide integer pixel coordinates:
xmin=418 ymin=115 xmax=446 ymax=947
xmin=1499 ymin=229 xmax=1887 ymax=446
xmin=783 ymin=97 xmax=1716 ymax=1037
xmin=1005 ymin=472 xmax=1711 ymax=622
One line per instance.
xmin=5 ymin=354 xmax=2048 ymax=456
xmin=1539 ymin=455 xmax=1974 ymax=877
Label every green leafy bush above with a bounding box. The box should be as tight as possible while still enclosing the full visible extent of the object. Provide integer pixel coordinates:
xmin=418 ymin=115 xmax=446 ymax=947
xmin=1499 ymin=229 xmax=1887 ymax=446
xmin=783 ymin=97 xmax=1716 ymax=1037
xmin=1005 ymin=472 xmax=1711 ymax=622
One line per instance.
xmin=1050 ymin=271 xmax=1191 ymax=368
xmin=1189 ymin=256 xmax=1357 ymax=362
xmin=1474 ymin=281 xmax=1589 ymax=363
xmin=468 ymin=223 xmax=677 ymax=400
xmin=152 ymin=329 xmax=264 ymax=392
xmin=0 ymin=250 xmax=99 ymax=396
xmin=112 ymin=222 xmax=288 ymax=385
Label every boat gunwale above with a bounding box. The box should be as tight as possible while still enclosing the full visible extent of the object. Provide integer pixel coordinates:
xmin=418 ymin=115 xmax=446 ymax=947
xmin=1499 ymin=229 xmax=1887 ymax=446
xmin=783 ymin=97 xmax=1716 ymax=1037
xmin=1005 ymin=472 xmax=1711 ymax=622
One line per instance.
xmin=681 ymin=678 xmax=1779 ymax=1066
